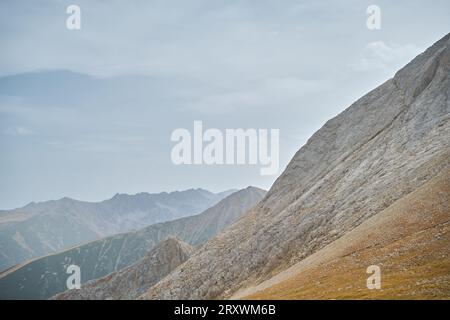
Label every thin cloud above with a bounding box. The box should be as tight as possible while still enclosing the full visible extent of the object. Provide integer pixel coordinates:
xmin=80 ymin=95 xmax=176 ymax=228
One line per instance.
xmin=351 ymin=41 xmax=423 ymax=72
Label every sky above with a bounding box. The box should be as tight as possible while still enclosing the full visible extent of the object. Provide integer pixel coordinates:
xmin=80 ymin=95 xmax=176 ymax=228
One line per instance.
xmin=0 ymin=0 xmax=449 ymax=209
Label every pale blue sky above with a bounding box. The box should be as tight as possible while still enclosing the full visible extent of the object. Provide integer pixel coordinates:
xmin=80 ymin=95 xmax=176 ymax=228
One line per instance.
xmin=0 ymin=0 xmax=449 ymax=209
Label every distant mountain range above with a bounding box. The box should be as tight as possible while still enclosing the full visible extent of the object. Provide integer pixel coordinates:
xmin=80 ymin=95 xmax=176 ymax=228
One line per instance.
xmin=0 ymin=188 xmax=234 ymax=272
xmin=0 ymin=187 xmax=265 ymax=299
xmin=0 ymin=70 xmax=180 ymax=109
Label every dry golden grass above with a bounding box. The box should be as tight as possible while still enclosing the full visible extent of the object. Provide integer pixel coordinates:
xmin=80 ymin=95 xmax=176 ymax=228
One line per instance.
xmin=240 ymin=171 xmax=450 ymax=300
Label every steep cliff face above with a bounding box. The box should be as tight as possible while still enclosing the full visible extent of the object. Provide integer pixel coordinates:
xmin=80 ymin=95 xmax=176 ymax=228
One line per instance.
xmin=143 ymin=33 xmax=450 ymax=299
xmin=53 ymin=237 xmax=193 ymax=300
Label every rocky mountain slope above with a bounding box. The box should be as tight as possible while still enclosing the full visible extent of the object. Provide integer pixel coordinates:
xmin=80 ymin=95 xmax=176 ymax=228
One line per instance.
xmin=53 ymin=237 xmax=193 ymax=300
xmin=0 ymin=188 xmax=233 ymax=272
xmin=0 ymin=187 xmax=265 ymax=299
xmin=235 ymin=171 xmax=450 ymax=299
xmin=143 ymin=33 xmax=450 ymax=299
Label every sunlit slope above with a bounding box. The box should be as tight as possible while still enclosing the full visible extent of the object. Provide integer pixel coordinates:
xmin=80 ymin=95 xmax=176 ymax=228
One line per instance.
xmin=239 ymin=171 xmax=450 ymax=300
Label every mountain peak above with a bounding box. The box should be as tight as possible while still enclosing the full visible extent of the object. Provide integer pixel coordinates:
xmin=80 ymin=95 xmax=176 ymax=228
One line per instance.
xmin=152 ymin=236 xmax=194 ymax=258
xmin=393 ymin=32 xmax=450 ymax=105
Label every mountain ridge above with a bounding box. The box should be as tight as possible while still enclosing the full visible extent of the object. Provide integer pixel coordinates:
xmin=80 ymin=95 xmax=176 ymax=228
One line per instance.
xmin=0 ymin=187 xmax=266 ymax=299
xmin=142 ymin=32 xmax=450 ymax=300
xmin=0 ymin=188 xmax=234 ymax=272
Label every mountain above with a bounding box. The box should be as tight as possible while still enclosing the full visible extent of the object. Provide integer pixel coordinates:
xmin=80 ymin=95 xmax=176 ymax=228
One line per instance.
xmin=236 ymin=171 xmax=450 ymax=299
xmin=0 ymin=187 xmax=265 ymax=299
xmin=0 ymin=188 xmax=234 ymax=272
xmin=53 ymin=237 xmax=193 ymax=300
xmin=0 ymin=70 xmax=97 ymax=107
xmin=142 ymin=33 xmax=450 ymax=299
xmin=0 ymin=70 xmax=180 ymax=109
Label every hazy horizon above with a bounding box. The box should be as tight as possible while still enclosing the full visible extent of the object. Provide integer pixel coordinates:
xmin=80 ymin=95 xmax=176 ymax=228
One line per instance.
xmin=1 ymin=185 xmax=243 ymax=211
xmin=1 ymin=0 xmax=449 ymax=209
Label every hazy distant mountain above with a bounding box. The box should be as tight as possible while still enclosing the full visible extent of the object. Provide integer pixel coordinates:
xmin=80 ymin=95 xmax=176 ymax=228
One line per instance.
xmin=0 ymin=188 xmax=234 ymax=272
xmin=0 ymin=70 xmax=98 ymax=107
xmin=0 ymin=187 xmax=265 ymax=299
xmin=0 ymin=70 xmax=180 ymax=108
xmin=143 ymin=33 xmax=450 ymax=299
xmin=54 ymin=237 xmax=194 ymax=300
